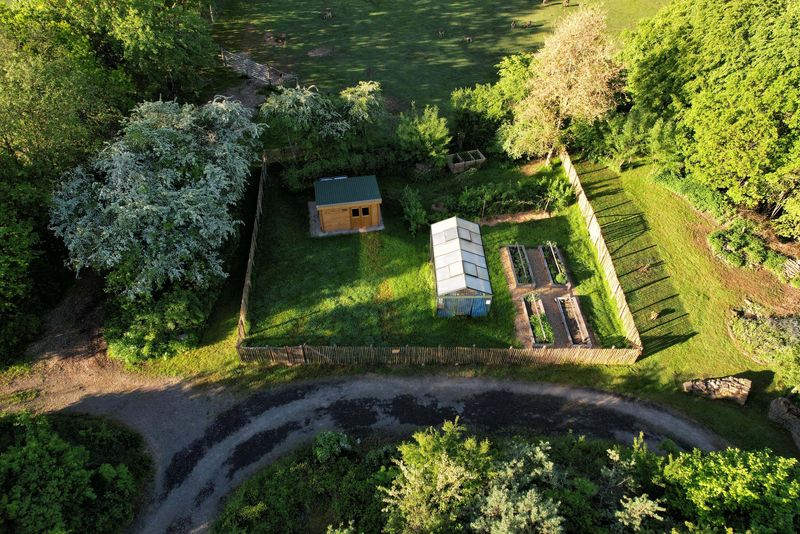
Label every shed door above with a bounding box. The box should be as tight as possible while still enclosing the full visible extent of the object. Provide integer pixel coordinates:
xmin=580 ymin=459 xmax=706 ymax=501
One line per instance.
xmin=350 ymin=206 xmax=371 ymax=229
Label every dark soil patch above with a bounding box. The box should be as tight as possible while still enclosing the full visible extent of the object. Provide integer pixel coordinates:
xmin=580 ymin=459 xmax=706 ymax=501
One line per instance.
xmin=224 ymin=421 xmax=301 ymax=478
xmin=161 ymin=384 xmax=318 ymax=497
xmin=389 ymin=394 xmax=459 ymax=426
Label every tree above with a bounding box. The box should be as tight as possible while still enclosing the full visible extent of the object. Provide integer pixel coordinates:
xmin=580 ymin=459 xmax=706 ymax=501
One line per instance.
xmin=500 ymin=6 xmax=620 ymax=164
xmin=662 ymin=448 xmax=800 ymax=532
xmin=624 ymin=0 xmax=800 ymax=238
xmin=396 ymin=104 xmax=452 ymax=171
xmin=381 ymin=420 xmax=492 ymax=533
xmin=399 ymin=186 xmax=428 ymax=236
xmin=51 ymin=98 xmax=262 ymax=301
xmin=2 ymin=0 xmax=214 ymax=98
xmin=0 ymin=414 xmax=137 ymax=534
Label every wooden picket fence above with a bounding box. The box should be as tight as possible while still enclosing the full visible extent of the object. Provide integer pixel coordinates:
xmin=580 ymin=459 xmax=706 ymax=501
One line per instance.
xmin=238 ymin=344 xmax=641 ymax=366
xmin=220 ymin=48 xmax=298 ymax=86
xmin=561 ymin=151 xmax=644 ymax=349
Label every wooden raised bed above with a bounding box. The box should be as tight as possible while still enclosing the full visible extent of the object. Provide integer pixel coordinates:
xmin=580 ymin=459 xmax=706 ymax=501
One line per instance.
xmin=506 ymin=244 xmax=535 ymax=288
xmin=523 ymin=294 xmax=554 ymax=346
xmin=446 ymin=149 xmax=486 ymax=174
xmin=555 ymin=296 xmax=591 ymax=346
xmin=542 ymin=241 xmax=570 ymax=286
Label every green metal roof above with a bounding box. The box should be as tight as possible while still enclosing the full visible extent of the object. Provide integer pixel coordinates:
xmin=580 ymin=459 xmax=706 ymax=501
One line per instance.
xmin=314 ymin=175 xmax=381 ymax=207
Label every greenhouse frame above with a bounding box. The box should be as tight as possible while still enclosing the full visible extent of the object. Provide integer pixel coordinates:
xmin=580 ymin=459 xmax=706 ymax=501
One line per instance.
xmin=430 ymin=217 xmax=493 ymax=317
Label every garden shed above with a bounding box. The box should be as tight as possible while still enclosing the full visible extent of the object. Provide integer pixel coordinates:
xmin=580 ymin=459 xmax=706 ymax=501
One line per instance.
xmin=430 ymin=217 xmax=493 ymax=317
xmin=313 ymin=175 xmax=382 ymax=233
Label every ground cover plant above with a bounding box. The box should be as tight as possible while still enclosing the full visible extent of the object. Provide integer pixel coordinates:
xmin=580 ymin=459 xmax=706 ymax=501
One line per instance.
xmin=0 ymin=412 xmax=152 ymax=534
xmin=525 ymin=294 xmax=554 ymax=345
xmin=244 ymin=162 xmax=625 ymax=348
xmin=212 ymin=0 xmax=666 ymax=111
xmin=215 ymin=422 xmax=800 ymax=533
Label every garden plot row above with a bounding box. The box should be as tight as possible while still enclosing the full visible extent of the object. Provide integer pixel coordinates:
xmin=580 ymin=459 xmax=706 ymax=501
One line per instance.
xmin=504 ymin=243 xmax=593 ymax=348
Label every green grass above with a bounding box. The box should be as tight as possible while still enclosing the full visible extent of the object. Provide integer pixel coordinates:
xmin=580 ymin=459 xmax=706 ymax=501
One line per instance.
xmin=245 ymin=162 xmax=624 ymax=348
xmin=212 ymin=0 xmax=667 ymax=110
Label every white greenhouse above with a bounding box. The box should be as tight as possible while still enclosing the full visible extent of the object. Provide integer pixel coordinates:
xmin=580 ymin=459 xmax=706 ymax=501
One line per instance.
xmin=430 ymin=217 xmax=493 ymax=317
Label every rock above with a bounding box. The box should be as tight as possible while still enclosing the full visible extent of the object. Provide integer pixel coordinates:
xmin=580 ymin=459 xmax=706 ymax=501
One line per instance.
xmin=681 ymin=376 xmax=752 ymax=405
xmin=769 ymin=397 xmax=800 ymax=451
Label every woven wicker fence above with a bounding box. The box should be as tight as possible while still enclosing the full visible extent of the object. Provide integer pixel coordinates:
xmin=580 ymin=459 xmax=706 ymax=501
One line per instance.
xmin=238 ymin=344 xmax=641 ymax=366
xmin=560 ymin=151 xmax=644 ymax=349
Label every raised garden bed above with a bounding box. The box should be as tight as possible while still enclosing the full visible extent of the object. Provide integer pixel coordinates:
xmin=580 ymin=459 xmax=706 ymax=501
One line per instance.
xmin=543 ymin=241 xmax=569 ymax=286
xmin=524 ymin=294 xmax=554 ymax=345
xmin=506 ymin=244 xmax=535 ymax=287
xmin=446 ymin=149 xmax=486 ymax=174
xmin=556 ymin=296 xmax=591 ymax=346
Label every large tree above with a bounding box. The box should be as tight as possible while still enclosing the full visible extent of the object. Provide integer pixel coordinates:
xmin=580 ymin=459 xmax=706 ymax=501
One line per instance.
xmin=624 ymin=0 xmax=800 ymax=238
xmin=51 ymin=98 xmax=262 ymax=300
xmin=499 ymin=6 xmax=620 ymax=164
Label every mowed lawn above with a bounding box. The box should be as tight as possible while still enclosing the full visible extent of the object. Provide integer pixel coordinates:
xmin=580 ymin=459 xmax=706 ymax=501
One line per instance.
xmin=483 ymin=162 xmax=800 ymax=454
xmin=245 ymin=164 xmax=625 ymax=348
xmin=212 ymin=0 xmax=667 ymax=110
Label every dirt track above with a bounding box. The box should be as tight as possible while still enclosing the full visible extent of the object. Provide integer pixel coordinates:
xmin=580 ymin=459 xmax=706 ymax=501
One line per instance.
xmin=1 ymin=280 xmax=726 ymax=533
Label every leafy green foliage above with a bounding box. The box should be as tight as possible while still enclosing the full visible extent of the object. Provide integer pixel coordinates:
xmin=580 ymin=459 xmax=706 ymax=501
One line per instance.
xmin=261 ymin=83 xmax=396 ymax=190
xmin=0 ymin=413 xmax=150 ymax=534
xmin=313 ymin=431 xmax=355 ymax=464
xmin=663 ymin=448 xmax=800 ymax=532
xmin=707 ymin=220 xmax=792 ymax=284
xmin=623 ymin=0 xmax=800 ymax=238
xmin=51 ymin=98 xmax=261 ymax=360
xmin=213 ymin=439 xmax=395 ymax=533
xmin=381 ymin=420 xmax=493 ymax=533
xmin=730 ymin=302 xmax=800 ymax=388
xmin=396 ymin=104 xmax=452 ymax=171
xmin=399 ymin=186 xmax=428 ymax=236
xmin=218 ymin=423 xmax=800 ymax=534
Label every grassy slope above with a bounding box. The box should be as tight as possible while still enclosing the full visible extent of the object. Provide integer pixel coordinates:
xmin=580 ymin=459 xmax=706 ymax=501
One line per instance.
xmin=212 ymin=0 xmax=667 ymax=110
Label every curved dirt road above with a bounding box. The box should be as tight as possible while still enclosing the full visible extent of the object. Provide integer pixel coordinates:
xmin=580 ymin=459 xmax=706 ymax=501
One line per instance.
xmin=64 ymin=376 xmax=724 ymax=534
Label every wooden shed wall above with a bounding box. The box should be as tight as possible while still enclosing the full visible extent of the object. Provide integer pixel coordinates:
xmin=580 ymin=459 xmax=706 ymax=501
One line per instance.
xmin=318 ymin=202 xmax=381 ymax=232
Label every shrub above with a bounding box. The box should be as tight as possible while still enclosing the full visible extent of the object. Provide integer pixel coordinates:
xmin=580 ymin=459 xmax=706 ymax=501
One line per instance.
xmin=730 ymin=303 xmax=800 ymax=387
xmin=653 ymin=171 xmax=735 ymax=222
xmin=396 ymin=104 xmax=451 ymax=171
xmin=105 ymin=286 xmax=217 ymax=363
xmin=313 ymin=431 xmax=354 ymax=464
xmin=0 ymin=413 xmax=145 ymax=534
xmin=381 ymin=420 xmax=492 ymax=533
xmin=662 ymin=448 xmax=800 ymax=532
xmin=399 ymin=186 xmax=428 ymax=236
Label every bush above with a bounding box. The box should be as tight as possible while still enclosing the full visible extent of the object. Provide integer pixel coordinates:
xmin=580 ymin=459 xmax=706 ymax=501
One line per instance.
xmin=662 ymin=448 xmax=800 ymax=532
xmin=105 ymin=286 xmax=217 ymax=362
xmin=0 ymin=413 xmax=149 ymax=534
xmin=313 ymin=431 xmax=354 ymax=464
xmin=217 ymin=422 xmax=800 ymax=534
xmin=381 ymin=420 xmax=492 ymax=533
xmin=399 ymin=186 xmax=428 ymax=236
xmin=654 ymin=171 xmax=735 ymax=222
xmin=730 ymin=303 xmax=800 ymax=387
xmin=707 ymin=219 xmax=782 ymax=271
xmin=396 ymin=104 xmax=451 ymax=171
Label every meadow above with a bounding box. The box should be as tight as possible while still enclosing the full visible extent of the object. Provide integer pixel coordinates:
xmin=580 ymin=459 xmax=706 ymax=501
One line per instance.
xmin=212 ymin=0 xmax=668 ymax=110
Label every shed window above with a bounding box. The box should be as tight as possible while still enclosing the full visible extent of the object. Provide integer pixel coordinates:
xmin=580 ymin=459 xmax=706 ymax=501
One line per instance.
xmin=351 ymin=208 xmax=360 ymax=217
xmin=361 ymin=207 xmax=370 ymax=216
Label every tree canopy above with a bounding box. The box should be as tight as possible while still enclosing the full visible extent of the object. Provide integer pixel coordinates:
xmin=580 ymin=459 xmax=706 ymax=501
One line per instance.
xmin=51 ymin=98 xmax=262 ymax=300
xmin=624 ymin=0 xmax=800 ymax=238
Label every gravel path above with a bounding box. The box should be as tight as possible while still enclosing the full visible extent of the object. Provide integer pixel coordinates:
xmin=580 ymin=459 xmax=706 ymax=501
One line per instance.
xmin=58 ymin=376 xmax=725 ymax=534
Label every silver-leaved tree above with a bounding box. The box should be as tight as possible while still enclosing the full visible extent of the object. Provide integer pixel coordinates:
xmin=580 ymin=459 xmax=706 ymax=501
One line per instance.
xmin=50 ymin=97 xmax=262 ymax=361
